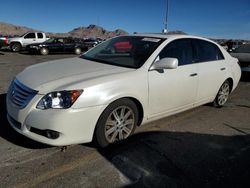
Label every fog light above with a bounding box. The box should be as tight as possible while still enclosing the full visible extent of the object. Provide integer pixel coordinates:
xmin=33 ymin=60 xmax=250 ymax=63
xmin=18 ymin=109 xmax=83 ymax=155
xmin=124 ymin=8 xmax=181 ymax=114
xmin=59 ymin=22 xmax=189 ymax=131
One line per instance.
xmin=46 ymin=130 xmax=60 ymax=139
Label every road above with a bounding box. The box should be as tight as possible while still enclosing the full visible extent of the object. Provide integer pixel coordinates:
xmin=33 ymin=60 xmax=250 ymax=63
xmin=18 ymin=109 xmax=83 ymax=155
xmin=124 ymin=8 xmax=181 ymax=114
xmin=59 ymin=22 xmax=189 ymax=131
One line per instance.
xmin=0 ymin=51 xmax=250 ymax=188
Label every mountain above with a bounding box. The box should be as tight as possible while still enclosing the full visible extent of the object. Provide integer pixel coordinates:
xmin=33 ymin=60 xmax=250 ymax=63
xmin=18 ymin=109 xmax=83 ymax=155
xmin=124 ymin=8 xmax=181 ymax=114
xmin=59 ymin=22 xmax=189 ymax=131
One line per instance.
xmin=68 ymin=25 xmax=128 ymax=39
xmin=0 ymin=22 xmax=38 ymax=36
xmin=0 ymin=22 xmax=128 ymax=39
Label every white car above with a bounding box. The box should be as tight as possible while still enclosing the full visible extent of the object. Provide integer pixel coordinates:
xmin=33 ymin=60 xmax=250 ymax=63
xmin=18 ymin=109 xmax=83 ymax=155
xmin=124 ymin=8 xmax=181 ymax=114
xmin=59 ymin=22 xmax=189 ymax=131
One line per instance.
xmin=6 ymin=34 xmax=241 ymax=147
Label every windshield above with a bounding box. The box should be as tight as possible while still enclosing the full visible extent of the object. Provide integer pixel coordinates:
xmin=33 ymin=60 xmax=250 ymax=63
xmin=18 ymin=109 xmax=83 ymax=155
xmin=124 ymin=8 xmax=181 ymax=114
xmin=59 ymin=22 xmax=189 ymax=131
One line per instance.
xmin=45 ymin=38 xmax=55 ymax=43
xmin=80 ymin=36 xmax=164 ymax=68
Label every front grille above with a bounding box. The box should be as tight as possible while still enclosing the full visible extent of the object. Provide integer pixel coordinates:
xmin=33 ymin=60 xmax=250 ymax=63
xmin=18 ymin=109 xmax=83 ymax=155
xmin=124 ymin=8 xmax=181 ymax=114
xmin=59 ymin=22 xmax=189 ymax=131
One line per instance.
xmin=8 ymin=79 xmax=38 ymax=109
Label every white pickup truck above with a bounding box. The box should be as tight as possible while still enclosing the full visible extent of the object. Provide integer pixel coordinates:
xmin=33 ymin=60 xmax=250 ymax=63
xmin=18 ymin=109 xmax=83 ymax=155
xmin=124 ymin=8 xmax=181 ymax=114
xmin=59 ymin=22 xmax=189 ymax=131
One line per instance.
xmin=8 ymin=32 xmax=49 ymax=52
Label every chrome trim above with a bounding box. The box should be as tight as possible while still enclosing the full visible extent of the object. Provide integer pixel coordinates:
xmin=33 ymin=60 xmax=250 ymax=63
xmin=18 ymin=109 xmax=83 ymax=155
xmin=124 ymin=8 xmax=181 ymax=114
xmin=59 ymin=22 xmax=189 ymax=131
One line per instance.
xmin=8 ymin=79 xmax=38 ymax=109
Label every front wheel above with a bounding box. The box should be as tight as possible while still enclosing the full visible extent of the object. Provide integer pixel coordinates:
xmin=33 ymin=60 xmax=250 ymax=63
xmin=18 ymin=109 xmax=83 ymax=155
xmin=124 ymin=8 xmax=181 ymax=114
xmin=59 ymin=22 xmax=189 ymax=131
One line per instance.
xmin=213 ymin=80 xmax=230 ymax=107
xmin=40 ymin=47 xmax=49 ymax=55
xmin=95 ymin=98 xmax=138 ymax=147
xmin=74 ymin=47 xmax=82 ymax=55
xmin=11 ymin=43 xmax=22 ymax=52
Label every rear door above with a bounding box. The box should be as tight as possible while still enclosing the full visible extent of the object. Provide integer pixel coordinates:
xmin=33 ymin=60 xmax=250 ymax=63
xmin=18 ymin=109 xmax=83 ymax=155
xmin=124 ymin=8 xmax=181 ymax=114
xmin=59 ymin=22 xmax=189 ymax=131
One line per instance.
xmin=36 ymin=33 xmax=45 ymax=43
xmin=192 ymin=39 xmax=227 ymax=104
xmin=148 ymin=39 xmax=198 ymax=118
xmin=63 ymin=38 xmax=75 ymax=53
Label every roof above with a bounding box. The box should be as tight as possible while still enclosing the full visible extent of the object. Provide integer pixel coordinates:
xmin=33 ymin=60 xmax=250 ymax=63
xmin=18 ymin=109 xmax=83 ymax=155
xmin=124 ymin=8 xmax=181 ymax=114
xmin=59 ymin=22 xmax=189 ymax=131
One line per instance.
xmin=128 ymin=33 xmax=218 ymax=45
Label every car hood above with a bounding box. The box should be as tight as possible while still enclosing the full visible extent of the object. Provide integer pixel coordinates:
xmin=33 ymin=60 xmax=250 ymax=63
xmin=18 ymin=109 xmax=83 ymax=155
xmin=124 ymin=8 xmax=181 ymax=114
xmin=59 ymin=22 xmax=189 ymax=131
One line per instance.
xmin=16 ymin=57 xmax=133 ymax=94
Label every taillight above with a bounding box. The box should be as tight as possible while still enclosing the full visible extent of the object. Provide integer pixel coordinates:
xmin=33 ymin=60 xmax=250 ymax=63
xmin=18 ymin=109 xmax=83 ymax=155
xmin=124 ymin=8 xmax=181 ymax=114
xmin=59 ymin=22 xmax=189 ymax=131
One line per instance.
xmin=4 ymin=37 xmax=8 ymax=45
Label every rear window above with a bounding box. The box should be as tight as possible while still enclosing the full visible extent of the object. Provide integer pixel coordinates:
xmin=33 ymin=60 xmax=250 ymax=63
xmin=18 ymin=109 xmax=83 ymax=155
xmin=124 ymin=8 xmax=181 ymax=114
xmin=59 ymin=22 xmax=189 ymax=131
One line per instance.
xmin=37 ymin=33 xmax=43 ymax=39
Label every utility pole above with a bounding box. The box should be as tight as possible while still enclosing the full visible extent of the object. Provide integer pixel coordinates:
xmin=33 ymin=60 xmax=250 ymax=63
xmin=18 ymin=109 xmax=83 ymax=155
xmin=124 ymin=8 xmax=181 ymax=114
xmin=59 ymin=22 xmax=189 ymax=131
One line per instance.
xmin=163 ymin=0 xmax=169 ymax=33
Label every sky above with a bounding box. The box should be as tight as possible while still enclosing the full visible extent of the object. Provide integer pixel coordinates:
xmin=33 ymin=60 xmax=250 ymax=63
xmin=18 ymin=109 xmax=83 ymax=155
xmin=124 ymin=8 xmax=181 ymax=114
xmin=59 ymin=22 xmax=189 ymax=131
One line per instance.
xmin=0 ymin=0 xmax=249 ymax=39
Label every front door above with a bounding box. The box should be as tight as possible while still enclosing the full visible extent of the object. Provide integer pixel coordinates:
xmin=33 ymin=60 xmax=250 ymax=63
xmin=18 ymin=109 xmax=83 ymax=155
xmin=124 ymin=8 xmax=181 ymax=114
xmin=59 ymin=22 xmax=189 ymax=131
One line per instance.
xmin=148 ymin=39 xmax=198 ymax=118
xmin=23 ymin=33 xmax=37 ymax=46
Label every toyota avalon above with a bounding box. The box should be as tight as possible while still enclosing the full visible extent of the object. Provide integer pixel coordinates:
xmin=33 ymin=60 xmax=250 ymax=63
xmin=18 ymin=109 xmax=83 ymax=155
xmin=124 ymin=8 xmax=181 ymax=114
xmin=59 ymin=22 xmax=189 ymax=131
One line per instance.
xmin=6 ymin=34 xmax=241 ymax=147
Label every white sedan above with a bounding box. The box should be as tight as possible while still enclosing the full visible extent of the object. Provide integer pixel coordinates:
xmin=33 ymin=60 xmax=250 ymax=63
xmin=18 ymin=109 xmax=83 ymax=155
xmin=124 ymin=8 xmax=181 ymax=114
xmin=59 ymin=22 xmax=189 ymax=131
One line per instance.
xmin=6 ymin=34 xmax=241 ymax=147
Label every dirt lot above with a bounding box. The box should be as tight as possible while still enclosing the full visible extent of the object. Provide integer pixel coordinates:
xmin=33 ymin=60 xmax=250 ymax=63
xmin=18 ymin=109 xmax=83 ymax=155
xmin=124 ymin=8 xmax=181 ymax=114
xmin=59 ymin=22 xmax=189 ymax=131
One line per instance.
xmin=0 ymin=51 xmax=250 ymax=188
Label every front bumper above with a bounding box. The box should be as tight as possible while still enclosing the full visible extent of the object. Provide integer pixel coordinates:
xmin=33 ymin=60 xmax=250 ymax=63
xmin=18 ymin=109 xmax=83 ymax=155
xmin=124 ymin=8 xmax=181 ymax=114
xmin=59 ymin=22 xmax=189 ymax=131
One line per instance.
xmin=6 ymin=94 xmax=106 ymax=146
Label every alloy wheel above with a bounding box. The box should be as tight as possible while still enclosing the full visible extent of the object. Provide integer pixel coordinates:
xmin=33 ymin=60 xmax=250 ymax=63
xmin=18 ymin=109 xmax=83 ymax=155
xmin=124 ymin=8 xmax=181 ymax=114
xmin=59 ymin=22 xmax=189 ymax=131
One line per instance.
xmin=217 ymin=82 xmax=230 ymax=106
xmin=104 ymin=106 xmax=135 ymax=143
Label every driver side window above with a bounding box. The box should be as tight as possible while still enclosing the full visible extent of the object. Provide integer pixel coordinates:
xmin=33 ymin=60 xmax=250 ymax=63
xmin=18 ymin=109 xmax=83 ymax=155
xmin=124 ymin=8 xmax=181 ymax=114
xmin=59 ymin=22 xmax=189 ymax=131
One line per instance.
xmin=159 ymin=39 xmax=193 ymax=66
xmin=24 ymin=33 xmax=36 ymax=39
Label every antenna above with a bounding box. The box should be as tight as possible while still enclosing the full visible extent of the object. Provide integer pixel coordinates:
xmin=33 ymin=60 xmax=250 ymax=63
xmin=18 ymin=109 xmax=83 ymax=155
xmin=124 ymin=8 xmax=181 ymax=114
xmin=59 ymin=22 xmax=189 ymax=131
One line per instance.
xmin=163 ymin=0 xmax=169 ymax=33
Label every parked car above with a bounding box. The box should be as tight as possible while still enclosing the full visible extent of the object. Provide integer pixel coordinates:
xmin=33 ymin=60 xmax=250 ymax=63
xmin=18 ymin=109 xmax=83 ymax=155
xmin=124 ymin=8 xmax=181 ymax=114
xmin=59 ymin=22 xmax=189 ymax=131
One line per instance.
xmin=8 ymin=32 xmax=49 ymax=52
xmin=6 ymin=34 xmax=241 ymax=147
xmin=225 ymin=40 xmax=243 ymax=52
xmin=27 ymin=37 xmax=89 ymax=55
xmin=230 ymin=44 xmax=250 ymax=71
xmin=82 ymin=38 xmax=99 ymax=49
xmin=113 ymin=41 xmax=133 ymax=52
xmin=0 ymin=36 xmax=8 ymax=49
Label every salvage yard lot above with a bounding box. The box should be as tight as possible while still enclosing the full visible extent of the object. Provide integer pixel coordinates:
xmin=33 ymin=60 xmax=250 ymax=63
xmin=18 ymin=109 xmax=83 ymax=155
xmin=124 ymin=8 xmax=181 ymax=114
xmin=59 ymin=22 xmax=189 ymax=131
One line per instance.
xmin=0 ymin=51 xmax=250 ymax=187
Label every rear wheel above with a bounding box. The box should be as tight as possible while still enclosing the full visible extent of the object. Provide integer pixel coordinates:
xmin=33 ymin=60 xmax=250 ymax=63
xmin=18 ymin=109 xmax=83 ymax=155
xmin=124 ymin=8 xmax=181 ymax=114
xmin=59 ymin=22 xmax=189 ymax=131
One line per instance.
xmin=213 ymin=80 xmax=230 ymax=107
xmin=40 ymin=47 xmax=49 ymax=55
xmin=95 ymin=98 xmax=138 ymax=147
xmin=11 ymin=43 xmax=22 ymax=52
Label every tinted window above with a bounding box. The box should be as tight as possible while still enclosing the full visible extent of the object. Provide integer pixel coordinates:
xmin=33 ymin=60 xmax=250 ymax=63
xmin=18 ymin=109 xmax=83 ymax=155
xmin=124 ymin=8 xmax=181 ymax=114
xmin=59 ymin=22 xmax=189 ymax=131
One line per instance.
xmin=37 ymin=33 xmax=43 ymax=39
xmin=64 ymin=38 xmax=74 ymax=44
xmin=193 ymin=39 xmax=224 ymax=63
xmin=24 ymin=33 xmax=35 ymax=39
xmin=159 ymin=39 xmax=193 ymax=66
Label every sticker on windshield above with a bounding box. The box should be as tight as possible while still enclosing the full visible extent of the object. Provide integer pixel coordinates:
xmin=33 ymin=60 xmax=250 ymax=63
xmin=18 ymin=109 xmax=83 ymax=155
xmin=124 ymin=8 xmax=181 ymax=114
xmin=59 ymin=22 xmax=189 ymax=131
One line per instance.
xmin=142 ymin=38 xmax=161 ymax=42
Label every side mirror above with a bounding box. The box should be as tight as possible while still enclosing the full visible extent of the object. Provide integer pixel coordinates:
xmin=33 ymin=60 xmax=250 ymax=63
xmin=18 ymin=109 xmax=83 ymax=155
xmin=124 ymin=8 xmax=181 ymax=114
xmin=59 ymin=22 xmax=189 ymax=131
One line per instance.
xmin=150 ymin=58 xmax=178 ymax=70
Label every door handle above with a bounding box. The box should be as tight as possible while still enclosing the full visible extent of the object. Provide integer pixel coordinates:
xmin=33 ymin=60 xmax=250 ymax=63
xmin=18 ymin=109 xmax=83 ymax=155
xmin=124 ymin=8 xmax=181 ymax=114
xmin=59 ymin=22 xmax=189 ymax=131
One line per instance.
xmin=190 ymin=73 xmax=198 ymax=77
xmin=220 ymin=67 xmax=226 ymax=71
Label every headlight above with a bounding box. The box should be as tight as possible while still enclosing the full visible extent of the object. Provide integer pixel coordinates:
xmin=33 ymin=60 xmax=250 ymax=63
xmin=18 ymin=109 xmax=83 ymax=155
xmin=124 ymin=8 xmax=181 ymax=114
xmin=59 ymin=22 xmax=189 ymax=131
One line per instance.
xmin=37 ymin=90 xmax=83 ymax=110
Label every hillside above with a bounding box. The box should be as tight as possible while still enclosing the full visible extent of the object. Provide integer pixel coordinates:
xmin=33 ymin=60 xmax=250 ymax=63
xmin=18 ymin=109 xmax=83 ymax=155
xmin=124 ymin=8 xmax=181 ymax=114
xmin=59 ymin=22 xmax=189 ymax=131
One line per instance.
xmin=0 ymin=22 xmax=38 ymax=36
xmin=0 ymin=22 xmax=128 ymax=39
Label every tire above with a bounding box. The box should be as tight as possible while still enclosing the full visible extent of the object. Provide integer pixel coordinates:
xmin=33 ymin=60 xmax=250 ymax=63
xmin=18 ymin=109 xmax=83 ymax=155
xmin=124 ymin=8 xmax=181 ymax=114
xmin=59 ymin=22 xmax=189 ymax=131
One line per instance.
xmin=11 ymin=43 xmax=22 ymax=52
xmin=74 ymin=47 xmax=82 ymax=55
xmin=95 ymin=98 xmax=138 ymax=148
xmin=213 ymin=80 xmax=230 ymax=108
xmin=40 ymin=47 xmax=49 ymax=55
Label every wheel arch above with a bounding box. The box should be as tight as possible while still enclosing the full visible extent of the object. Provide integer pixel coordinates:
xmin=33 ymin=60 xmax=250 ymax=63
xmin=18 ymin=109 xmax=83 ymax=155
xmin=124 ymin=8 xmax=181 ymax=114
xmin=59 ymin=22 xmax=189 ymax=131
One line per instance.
xmin=10 ymin=41 xmax=22 ymax=45
xmin=10 ymin=41 xmax=22 ymax=49
xmin=226 ymin=77 xmax=233 ymax=93
xmin=125 ymin=97 xmax=144 ymax=126
xmin=98 ymin=96 xmax=144 ymax=127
